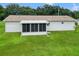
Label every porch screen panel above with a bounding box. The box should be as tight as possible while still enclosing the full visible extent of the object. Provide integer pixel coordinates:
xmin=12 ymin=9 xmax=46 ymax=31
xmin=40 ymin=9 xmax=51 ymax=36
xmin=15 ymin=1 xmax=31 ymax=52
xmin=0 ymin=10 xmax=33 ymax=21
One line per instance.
xmin=43 ymin=23 xmax=46 ymax=31
xmin=22 ymin=24 xmax=26 ymax=32
xmin=22 ymin=24 xmax=30 ymax=32
xmin=31 ymin=24 xmax=38 ymax=32
xmin=31 ymin=24 xmax=35 ymax=32
xmin=35 ymin=24 xmax=38 ymax=32
xmin=39 ymin=24 xmax=42 ymax=31
xmin=39 ymin=23 xmax=46 ymax=32
xmin=26 ymin=24 xmax=30 ymax=32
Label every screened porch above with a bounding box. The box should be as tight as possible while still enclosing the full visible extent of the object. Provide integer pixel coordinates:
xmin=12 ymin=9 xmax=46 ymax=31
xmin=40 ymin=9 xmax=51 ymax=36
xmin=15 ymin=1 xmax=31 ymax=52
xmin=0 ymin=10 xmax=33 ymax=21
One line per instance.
xmin=20 ymin=20 xmax=48 ymax=35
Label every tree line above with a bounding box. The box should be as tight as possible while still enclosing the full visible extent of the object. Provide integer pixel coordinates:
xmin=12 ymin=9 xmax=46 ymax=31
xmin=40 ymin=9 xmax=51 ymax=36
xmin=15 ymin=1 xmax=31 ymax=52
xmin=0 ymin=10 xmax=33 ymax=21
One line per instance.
xmin=0 ymin=4 xmax=79 ymax=21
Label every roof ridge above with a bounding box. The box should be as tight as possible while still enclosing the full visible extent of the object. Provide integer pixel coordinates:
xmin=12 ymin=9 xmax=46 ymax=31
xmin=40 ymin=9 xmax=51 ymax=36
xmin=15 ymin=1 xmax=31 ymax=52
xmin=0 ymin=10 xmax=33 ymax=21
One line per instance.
xmin=9 ymin=15 xmax=69 ymax=16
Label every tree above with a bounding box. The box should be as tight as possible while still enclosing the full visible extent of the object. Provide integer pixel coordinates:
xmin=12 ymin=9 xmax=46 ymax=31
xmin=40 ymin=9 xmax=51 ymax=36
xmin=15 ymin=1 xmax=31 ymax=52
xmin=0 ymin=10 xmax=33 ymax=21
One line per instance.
xmin=36 ymin=4 xmax=63 ymax=15
xmin=36 ymin=4 xmax=55 ymax=15
xmin=19 ymin=6 xmax=36 ymax=15
xmin=72 ymin=11 xmax=79 ymax=19
xmin=0 ymin=5 xmax=5 ymax=21
xmin=5 ymin=4 xmax=20 ymax=15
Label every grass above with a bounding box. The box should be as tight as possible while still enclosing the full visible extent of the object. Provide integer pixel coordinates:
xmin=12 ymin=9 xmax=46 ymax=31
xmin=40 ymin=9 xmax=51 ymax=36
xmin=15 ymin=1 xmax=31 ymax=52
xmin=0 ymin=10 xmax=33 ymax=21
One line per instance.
xmin=0 ymin=21 xmax=79 ymax=56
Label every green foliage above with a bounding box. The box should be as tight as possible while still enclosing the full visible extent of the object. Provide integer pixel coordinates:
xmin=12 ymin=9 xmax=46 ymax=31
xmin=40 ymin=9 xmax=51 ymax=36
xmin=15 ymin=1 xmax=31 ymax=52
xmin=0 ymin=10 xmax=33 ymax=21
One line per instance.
xmin=0 ymin=4 xmax=79 ymax=21
xmin=5 ymin=4 xmax=20 ymax=15
xmin=72 ymin=11 xmax=79 ymax=19
xmin=0 ymin=5 xmax=5 ymax=21
xmin=19 ymin=7 xmax=36 ymax=15
xmin=36 ymin=5 xmax=60 ymax=15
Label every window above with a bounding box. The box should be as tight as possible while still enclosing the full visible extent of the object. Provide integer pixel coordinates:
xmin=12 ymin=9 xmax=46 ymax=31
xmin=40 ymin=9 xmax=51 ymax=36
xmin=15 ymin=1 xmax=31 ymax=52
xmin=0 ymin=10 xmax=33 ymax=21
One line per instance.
xmin=39 ymin=24 xmax=42 ymax=31
xmin=39 ymin=23 xmax=46 ymax=32
xmin=43 ymin=23 xmax=46 ymax=31
xmin=35 ymin=24 xmax=38 ymax=32
xmin=22 ymin=24 xmax=30 ymax=32
xmin=26 ymin=24 xmax=30 ymax=32
xmin=31 ymin=24 xmax=34 ymax=32
xmin=22 ymin=24 xmax=26 ymax=32
xmin=31 ymin=24 xmax=38 ymax=32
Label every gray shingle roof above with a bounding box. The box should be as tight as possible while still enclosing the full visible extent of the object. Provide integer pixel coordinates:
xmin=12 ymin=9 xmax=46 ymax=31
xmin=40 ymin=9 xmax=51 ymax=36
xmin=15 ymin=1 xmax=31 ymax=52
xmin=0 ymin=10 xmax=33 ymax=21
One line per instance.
xmin=4 ymin=15 xmax=76 ymax=22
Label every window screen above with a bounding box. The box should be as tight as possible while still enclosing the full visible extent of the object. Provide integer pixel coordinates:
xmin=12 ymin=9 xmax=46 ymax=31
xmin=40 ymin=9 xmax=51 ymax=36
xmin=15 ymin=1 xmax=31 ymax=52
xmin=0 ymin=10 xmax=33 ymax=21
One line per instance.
xmin=22 ymin=24 xmax=30 ymax=32
xmin=31 ymin=24 xmax=38 ymax=32
xmin=39 ymin=23 xmax=46 ymax=32
xmin=22 ymin=24 xmax=26 ymax=32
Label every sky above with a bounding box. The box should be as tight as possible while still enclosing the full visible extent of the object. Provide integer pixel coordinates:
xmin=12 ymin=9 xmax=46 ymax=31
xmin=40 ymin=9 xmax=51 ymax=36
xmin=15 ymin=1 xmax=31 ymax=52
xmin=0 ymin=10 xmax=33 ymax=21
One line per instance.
xmin=0 ymin=3 xmax=79 ymax=11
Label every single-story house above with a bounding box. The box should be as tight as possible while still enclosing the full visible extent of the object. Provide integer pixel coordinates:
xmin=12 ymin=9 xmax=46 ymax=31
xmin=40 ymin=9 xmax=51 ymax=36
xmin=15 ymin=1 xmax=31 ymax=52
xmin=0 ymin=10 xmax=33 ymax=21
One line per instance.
xmin=4 ymin=15 xmax=76 ymax=35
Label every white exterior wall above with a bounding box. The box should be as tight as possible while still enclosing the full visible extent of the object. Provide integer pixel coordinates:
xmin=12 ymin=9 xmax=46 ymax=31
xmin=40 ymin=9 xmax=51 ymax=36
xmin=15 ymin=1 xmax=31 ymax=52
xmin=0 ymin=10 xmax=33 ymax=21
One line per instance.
xmin=5 ymin=21 xmax=75 ymax=35
xmin=47 ymin=22 xmax=75 ymax=31
xmin=5 ymin=21 xmax=21 ymax=32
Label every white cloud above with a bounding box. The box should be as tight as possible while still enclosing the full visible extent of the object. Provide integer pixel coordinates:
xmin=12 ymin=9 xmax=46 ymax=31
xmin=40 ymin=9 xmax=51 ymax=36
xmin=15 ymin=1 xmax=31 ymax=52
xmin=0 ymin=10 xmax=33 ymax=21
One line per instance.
xmin=45 ymin=3 xmax=55 ymax=6
xmin=72 ymin=4 xmax=79 ymax=11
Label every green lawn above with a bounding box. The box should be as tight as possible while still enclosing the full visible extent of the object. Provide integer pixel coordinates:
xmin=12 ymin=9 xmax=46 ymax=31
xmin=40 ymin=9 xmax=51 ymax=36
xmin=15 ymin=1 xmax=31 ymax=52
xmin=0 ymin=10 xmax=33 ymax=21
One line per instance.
xmin=0 ymin=21 xmax=79 ymax=56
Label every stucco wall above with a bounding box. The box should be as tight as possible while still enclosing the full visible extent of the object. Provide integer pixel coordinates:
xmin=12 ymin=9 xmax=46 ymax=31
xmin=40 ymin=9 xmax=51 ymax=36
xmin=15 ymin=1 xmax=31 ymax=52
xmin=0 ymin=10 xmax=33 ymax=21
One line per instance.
xmin=47 ymin=22 xmax=75 ymax=31
xmin=5 ymin=21 xmax=21 ymax=32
